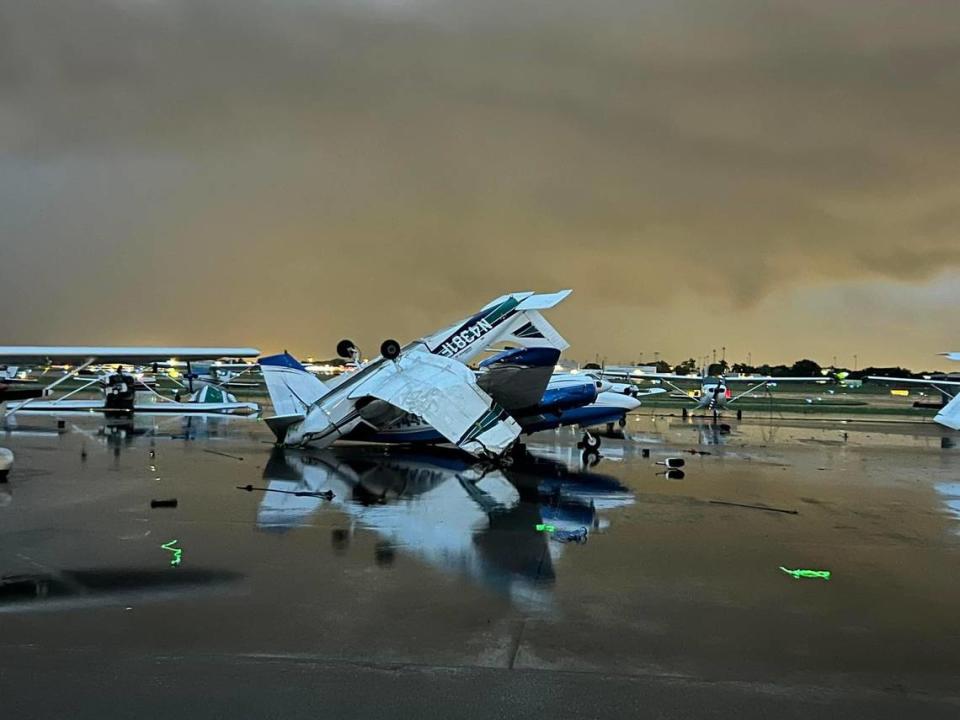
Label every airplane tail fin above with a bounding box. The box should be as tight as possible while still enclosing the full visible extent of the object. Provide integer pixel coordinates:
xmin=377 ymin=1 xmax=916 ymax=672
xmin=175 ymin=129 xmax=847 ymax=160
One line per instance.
xmin=423 ymin=290 xmax=571 ymax=363
xmin=935 ymin=394 xmax=960 ymax=431
xmin=259 ymin=352 xmax=328 ymax=440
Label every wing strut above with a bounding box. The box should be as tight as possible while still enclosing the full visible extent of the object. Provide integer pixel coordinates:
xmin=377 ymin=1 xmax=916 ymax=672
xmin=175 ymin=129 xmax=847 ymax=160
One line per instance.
xmin=4 ymin=356 xmax=97 ymax=417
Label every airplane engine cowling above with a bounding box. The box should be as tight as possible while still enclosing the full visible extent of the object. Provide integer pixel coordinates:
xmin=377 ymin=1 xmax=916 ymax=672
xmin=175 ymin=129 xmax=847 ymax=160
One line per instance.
xmin=538 ymin=380 xmax=598 ymax=414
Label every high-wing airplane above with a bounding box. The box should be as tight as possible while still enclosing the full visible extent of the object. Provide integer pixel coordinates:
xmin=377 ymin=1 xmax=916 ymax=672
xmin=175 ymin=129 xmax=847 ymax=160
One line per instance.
xmin=0 ymin=347 xmax=261 ymax=416
xmin=600 ymin=367 xmax=828 ymax=419
xmin=869 ymin=352 xmax=960 ymax=430
xmin=0 ymin=366 xmax=36 ymax=385
xmin=260 ymin=291 xmax=571 ymax=459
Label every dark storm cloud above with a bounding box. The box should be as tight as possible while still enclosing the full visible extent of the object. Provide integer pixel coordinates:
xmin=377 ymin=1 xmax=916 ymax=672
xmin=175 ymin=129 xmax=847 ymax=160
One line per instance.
xmin=1 ymin=0 xmax=959 ymax=366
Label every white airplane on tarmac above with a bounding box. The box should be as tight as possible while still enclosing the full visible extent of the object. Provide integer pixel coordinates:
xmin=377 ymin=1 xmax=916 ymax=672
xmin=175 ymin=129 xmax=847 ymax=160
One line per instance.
xmin=869 ymin=353 xmax=960 ymax=431
xmin=260 ymin=291 xmax=571 ymax=459
xmin=598 ymin=367 xmax=828 ymax=419
xmin=0 ymin=347 xmax=261 ymax=416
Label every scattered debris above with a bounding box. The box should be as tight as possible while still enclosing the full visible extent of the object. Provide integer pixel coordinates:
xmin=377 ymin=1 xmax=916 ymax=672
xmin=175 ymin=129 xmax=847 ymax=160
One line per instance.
xmin=237 ymin=484 xmax=334 ymax=500
xmin=551 ymin=527 xmax=588 ymax=544
xmin=150 ymin=498 xmax=178 ymax=509
xmin=780 ymin=566 xmax=830 ymax=581
xmin=160 ymin=539 xmax=182 ymax=567
xmin=0 ymin=448 xmax=13 ymax=482
xmin=709 ymin=500 xmax=798 ymax=515
xmin=203 ymin=449 xmax=244 ymax=461
xmin=656 ymin=458 xmax=686 ymax=469
xmin=687 ymin=449 xmax=712 ymax=455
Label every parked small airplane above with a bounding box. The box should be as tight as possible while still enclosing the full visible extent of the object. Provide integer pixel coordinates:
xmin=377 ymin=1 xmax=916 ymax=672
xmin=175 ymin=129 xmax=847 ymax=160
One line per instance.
xmin=868 ymin=353 xmax=960 ymax=430
xmin=0 ymin=347 xmax=261 ymax=416
xmin=260 ymin=291 xmax=571 ymax=459
xmin=598 ymin=367 xmax=828 ymax=419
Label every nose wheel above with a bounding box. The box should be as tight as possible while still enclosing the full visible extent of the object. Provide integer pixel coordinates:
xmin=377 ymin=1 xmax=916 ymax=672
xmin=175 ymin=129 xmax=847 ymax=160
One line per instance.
xmin=578 ymin=431 xmax=601 ymax=452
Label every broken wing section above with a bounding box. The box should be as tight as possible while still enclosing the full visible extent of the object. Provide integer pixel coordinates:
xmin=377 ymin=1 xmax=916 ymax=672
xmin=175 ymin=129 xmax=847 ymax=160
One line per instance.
xmin=349 ymin=351 xmax=521 ymax=457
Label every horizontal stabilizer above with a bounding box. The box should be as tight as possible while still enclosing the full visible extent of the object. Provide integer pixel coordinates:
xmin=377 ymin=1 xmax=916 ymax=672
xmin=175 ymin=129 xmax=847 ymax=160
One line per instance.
xmin=516 ymin=289 xmax=572 ymax=311
xmin=264 ymin=414 xmax=307 ymax=442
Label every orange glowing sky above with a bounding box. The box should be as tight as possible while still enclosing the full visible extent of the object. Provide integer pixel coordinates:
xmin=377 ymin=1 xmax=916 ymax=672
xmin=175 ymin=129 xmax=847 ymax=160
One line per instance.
xmin=2 ymin=1 xmax=959 ymax=370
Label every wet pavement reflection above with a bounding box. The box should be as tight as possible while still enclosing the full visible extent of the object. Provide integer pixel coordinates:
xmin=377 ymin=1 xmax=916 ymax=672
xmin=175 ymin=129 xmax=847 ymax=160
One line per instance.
xmin=250 ymin=446 xmax=633 ymax=607
xmin=2 ymin=412 xmax=960 ymax=717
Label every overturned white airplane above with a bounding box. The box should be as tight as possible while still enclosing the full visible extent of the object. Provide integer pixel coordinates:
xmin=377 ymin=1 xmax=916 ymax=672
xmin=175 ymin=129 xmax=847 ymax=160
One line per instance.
xmin=260 ymin=290 xmax=571 ymax=459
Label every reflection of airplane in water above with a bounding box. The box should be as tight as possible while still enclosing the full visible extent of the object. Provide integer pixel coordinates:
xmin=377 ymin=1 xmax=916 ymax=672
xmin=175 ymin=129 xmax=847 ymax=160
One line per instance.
xmin=668 ymin=419 xmax=735 ymax=445
xmin=0 ymin=568 xmax=242 ymax=614
xmin=254 ymin=447 xmax=634 ymax=606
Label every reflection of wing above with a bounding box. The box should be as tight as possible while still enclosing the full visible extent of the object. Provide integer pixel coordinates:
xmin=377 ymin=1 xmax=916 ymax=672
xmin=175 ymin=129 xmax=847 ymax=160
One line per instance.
xmin=350 ymin=351 xmax=521 ymax=456
xmin=0 ymin=346 xmax=260 ymax=364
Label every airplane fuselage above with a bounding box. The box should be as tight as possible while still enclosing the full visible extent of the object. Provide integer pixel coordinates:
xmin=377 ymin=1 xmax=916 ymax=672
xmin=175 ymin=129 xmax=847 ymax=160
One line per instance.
xmin=696 ymin=382 xmax=732 ymax=411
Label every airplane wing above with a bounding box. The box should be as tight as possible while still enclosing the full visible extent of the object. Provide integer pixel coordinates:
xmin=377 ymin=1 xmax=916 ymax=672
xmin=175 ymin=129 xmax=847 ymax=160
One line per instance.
xmin=0 ymin=346 xmax=260 ymax=365
xmin=939 ymin=352 xmax=960 ymax=362
xmin=348 ymin=351 xmax=521 ymax=457
xmin=723 ymin=376 xmax=828 ymax=383
xmin=626 ymin=373 xmax=702 ymax=382
xmin=634 ymin=387 xmax=668 ymax=397
xmin=867 ymin=376 xmax=960 ymax=388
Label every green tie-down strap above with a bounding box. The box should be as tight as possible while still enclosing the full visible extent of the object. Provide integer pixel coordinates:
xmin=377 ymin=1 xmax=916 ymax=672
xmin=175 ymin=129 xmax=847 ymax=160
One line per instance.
xmin=535 ymin=523 xmax=556 ymax=533
xmin=161 ymin=539 xmax=183 ymax=567
xmin=779 ymin=566 xmax=830 ymax=580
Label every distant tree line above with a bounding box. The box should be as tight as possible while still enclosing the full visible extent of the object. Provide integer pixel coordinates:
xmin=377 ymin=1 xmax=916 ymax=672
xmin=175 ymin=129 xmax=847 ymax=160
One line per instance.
xmin=619 ymin=358 xmax=953 ymax=380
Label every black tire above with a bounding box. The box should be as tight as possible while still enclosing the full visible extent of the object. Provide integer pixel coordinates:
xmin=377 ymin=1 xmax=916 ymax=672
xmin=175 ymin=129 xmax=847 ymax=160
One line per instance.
xmin=336 ymin=339 xmax=357 ymax=359
xmin=583 ymin=433 xmax=600 ymax=450
xmin=380 ymin=339 xmax=401 ymax=360
xmin=618 ymin=416 xmax=627 ymax=428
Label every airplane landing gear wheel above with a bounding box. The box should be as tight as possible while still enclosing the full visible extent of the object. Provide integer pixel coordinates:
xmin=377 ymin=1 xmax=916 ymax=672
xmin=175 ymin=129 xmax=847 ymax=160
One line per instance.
xmin=618 ymin=416 xmax=627 ymax=428
xmin=337 ymin=339 xmax=359 ymax=359
xmin=380 ymin=339 xmax=401 ymax=360
xmin=579 ymin=432 xmax=601 ymax=452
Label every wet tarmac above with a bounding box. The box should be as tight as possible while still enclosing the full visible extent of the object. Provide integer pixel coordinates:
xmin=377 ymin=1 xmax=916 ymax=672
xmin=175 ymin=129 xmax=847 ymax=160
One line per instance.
xmin=2 ymin=412 xmax=959 ymax=718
